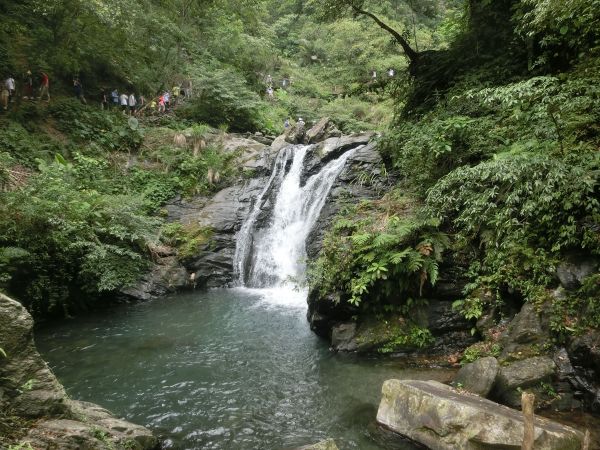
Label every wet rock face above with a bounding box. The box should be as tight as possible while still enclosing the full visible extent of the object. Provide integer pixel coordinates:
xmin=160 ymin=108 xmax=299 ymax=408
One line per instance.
xmin=377 ymin=379 xmax=583 ymax=450
xmin=305 ymin=140 xmax=386 ymax=261
xmin=0 ymin=293 xmax=158 ymax=449
xmin=331 ymin=323 xmax=359 ymax=352
xmin=180 ymin=130 xmax=383 ymax=289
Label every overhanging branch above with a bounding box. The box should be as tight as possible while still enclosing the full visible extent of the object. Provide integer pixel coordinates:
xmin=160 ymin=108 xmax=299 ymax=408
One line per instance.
xmin=351 ymin=5 xmax=419 ymax=63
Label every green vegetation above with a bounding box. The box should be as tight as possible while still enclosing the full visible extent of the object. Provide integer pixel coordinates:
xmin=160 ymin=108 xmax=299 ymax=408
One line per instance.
xmin=308 ymin=0 xmax=600 ymax=346
xmin=0 ymin=99 xmax=236 ymax=317
xmin=309 ymin=192 xmax=448 ymax=309
xmin=0 ymin=0 xmax=598 ymax=343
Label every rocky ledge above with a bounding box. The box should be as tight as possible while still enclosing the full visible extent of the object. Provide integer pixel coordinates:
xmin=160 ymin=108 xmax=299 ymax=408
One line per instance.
xmin=0 ymin=293 xmax=158 ymax=450
xmin=377 ymin=379 xmax=583 ymax=450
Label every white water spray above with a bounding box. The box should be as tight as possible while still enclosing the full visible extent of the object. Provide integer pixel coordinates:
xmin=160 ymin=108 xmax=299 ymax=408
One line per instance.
xmin=234 ymin=144 xmax=355 ymax=293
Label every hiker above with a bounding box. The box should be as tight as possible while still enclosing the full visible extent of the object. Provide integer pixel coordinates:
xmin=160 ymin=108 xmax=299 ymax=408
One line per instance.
xmin=284 ymin=118 xmax=290 ymax=129
xmin=1 ymin=83 xmax=8 ymax=111
xmin=119 ymin=92 xmax=128 ymax=112
xmin=111 ymin=89 xmax=119 ymax=109
xmin=163 ymin=91 xmax=170 ymax=110
xmin=172 ymin=84 xmax=180 ymax=106
xmin=266 ymin=86 xmax=274 ymax=101
xmin=388 ymin=68 xmax=395 ymax=77
xmin=182 ymin=79 xmax=192 ymax=98
xmin=371 ymin=70 xmax=377 ymax=81
xmin=158 ymin=95 xmax=165 ymax=113
xmin=266 ymin=74 xmax=273 ymax=86
xmin=5 ymin=76 xmax=15 ymax=102
xmin=281 ymin=77 xmax=289 ymax=89
xmin=73 ymin=78 xmax=86 ymax=104
xmin=100 ymin=89 xmax=108 ymax=110
xmin=23 ymin=70 xmax=33 ymax=99
xmin=128 ymin=92 xmax=136 ymax=115
xmin=39 ymin=72 xmax=50 ymax=101
xmin=297 ymin=117 xmax=305 ymax=128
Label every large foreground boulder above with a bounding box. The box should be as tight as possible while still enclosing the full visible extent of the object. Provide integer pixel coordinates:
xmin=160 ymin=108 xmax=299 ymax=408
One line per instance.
xmin=377 ymin=379 xmax=583 ymax=450
xmin=0 ymin=293 xmax=158 ymax=449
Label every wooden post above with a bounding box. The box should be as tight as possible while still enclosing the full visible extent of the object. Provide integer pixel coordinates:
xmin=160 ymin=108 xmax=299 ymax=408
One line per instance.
xmin=582 ymin=429 xmax=590 ymax=450
xmin=522 ymin=392 xmax=535 ymax=450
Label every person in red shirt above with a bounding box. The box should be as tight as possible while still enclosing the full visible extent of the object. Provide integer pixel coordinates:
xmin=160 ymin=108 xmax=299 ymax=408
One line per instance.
xmin=39 ymin=72 xmax=50 ymax=101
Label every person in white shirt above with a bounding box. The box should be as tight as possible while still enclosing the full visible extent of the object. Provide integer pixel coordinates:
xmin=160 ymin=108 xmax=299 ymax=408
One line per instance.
xmin=5 ymin=76 xmax=15 ymax=102
xmin=119 ymin=93 xmax=128 ymax=112
xmin=128 ymin=93 xmax=137 ymax=115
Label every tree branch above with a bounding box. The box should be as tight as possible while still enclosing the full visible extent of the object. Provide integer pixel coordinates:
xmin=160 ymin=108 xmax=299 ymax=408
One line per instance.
xmin=351 ymin=5 xmax=419 ymax=63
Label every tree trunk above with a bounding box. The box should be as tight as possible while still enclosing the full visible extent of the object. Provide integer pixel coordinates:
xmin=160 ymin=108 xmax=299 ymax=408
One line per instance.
xmin=351 ymin=6 xmax=419 ymax=63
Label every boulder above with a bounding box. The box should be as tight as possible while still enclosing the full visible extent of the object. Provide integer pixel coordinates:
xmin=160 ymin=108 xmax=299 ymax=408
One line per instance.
xmin=568 ymin=329 xmax=600 ymax=373
xmin=556 ymin=255 xmax=598 ymax=290
xmin=296 ymin=439 xmax=339 ymax=450
xmin=315 ymin=133 xmax=374 ymax=164
xmin=120 ymin=256 xmax=189 ymax=302
xmin=0 ymin=294 xmax=158 ymax=449
xmin=377 ymin=379 xmax=583 ymax=450
xmin=494 ymin=356 xmax=556 ymax=407
xmin=303 ymin=117 xmax=342 ymax=144
xmin=500 ymin=302 xmax=547 ymax=357
xmin=26 ymin=400 xmax=157 ymax=450
xmin=330 ymin=322 xmax=358 ymax=352
xmin=218 ymin=134 xmax=267 ymax=155
xmin=285 ymin=123 xmax=306 ymax=144
xmin=0 ymin=293 xmax=70 ymax=418
xmin=454 ymin=357 xmax=499 ymax=397
xmin=270 ymin=134 xmax=290 ymax=153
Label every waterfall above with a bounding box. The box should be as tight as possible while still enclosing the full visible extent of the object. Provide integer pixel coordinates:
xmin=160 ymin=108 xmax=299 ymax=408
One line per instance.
xmin=234 ymin=144 xmax=355 ymax=290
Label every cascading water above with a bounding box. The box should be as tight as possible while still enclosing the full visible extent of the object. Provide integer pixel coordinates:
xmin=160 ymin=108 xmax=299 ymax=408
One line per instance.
xmin=234 ymin=144 xmax=355 ymax=292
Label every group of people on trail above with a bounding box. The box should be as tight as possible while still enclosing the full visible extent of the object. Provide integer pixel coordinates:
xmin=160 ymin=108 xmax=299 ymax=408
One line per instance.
xmin=1 ymin=69 xmax=194 ymax=118
xmin=370 ymin=68 xmax=396 ymax=82
xmin=105 ymin=80 xmax=193 ymax=116
xmin=2 ymin=70 xmax=50 ymax=110
xmin=104 ymin=88 xmax=144 ymax=115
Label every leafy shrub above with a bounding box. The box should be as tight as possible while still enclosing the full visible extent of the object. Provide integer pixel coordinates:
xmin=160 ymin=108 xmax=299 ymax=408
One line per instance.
xmin=0 ymin=121 xmax=60 ymax=167
xmin=0 ymin=158 xmax=160 ymax=317
xmin=47 ymin=98 xmax=143 ymax=152
xmin=161 ymin=223 xmax=213 ymax=260
xmin=177 ymin=68 xmax=268 ymax=132
xmin=308 ymin=192 xmax=449 ymax=309
xmin=427 ymin=150 xmax=600 ymax=304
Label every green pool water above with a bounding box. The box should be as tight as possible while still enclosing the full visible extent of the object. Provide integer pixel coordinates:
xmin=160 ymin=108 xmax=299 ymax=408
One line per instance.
xmin=36 ymin=288 xmax=455 ymax=450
